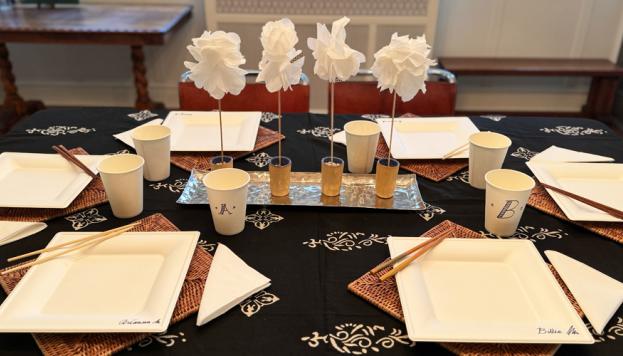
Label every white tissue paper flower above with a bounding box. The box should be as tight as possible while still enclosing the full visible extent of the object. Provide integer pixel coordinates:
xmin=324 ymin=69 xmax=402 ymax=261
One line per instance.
xmin=184 ymin=31 xmax=247 ymax=100
xmin=256 ymin=18 xmax=305 ymax=93
xmin=371 ymin=33 xmax=437 ymax=102
xmin=307 ymin=16 xmax=366 ymax=83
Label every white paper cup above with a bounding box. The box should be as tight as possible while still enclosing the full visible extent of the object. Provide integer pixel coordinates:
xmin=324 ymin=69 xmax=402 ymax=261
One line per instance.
xmin=468 ymin=131 xmax=512 ymax=189
xmin=97 ymin=154 xmax=144 ymax=219
xmin=202 ymin=168 xmax=250 ymax=236
xmin=131 ymin=125 xmax=171 ymax=182
xmin=344 ymin=120 xmax=380 ymax=173
xmin=485 ymin=169 xmax=535 ymax=237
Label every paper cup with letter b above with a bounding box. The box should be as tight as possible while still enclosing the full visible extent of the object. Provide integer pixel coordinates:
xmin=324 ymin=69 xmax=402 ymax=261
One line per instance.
xmin=202 ymin=168 xmax=250 ymax=236
xmin=485 ymin=169 xmax=535 ymax=237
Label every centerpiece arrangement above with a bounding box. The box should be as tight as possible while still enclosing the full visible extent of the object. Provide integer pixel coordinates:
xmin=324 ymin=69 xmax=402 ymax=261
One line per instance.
xmin=308 ymin=17 xmax=365 ymax=196
xmin=256 ymin=18 xmax=305 ymax=196
xmin=370 ymin=33 xmax=435 ymax=198
xmin=185 ymin=30 xmax=247 ymax=169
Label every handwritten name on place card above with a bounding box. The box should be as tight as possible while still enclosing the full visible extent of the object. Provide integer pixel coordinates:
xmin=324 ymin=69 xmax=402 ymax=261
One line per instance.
xmin=119 ymin=318 xmax=161 ymax=325
xmin=537 ymin=326 xmax=579 ymax=335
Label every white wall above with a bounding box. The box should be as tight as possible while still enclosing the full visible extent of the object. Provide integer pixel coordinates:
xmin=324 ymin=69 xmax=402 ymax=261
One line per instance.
xmin=3 ymin=0 xmax=623 ymax=114
xmin=434 ymin=0 xmax=623 ymax=113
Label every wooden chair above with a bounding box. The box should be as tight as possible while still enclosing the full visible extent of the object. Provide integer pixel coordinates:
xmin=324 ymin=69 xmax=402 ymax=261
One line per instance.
xmin=332 ymin=68 xmax=457 ymax=116
xmin=178 ymin=70 xmax=310 ymax=112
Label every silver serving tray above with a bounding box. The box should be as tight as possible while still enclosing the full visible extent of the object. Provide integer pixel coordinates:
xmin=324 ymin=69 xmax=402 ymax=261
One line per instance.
xmin=177 ymin=169 xmax=426 ymax=211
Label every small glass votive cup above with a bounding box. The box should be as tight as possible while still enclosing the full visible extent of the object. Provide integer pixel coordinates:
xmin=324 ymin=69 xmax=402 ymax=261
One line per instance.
xmin=269 ymin=156 xmax=292 ymax=197
xmin=375 ymin=158 xmax=400 ymax=199
xmin=210 ymin=155 xmax=234 ymax=170
xmin=320 ymin=156 xmax=344 ymax=197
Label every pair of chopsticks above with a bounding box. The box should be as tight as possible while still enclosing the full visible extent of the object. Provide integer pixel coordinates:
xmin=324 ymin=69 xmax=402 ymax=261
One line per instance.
xmin=540 ymin=182 xmax=623 ymax=220
xmin=371 ymin=235 xmax=448 ymax=281
xmin=52 ymin=145 xmax=97 ymax=178
xmin=1 ymin=222 xmax=139 ymax=275
xmin=441 ymin=143 xmax=468 ymax=160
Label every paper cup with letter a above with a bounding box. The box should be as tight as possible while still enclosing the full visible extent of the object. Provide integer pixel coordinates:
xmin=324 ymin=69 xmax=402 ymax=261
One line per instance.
xmin=484 ymin=169 xmax=535 ymax=237
xmin=202 ymin=168 xmax=250 ymax=236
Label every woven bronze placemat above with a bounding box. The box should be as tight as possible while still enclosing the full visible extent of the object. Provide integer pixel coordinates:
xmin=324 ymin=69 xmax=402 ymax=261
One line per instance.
xmin=170 ymin=126 xmax=284 ymax=172
xmin=348 ymin=219 xmax=586 ymax=356
xmin=0 ymin=148 xmax=108 ymax=222
xmin=375 ymin=136 xmax=468 ymax=182
xmin=528 ymin=183 xmax=623 ymax=245
xmin=0 ymin=213 xmax=212 ymax=356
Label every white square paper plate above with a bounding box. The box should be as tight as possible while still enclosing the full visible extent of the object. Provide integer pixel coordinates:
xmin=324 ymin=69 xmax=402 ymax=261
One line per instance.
xmin=527 ymin=161 xmax=623 ymax=222
xmin=162 ymin=111 xmax=261 ymax=152
xmin=0 ymin=152 xmax=105 ymax=209
xmin=388 ymin=237 xmax=594 ymax=344
xmin=377 ymin=117 xmax=479 ymax=159
xmin=113 ymin=119 xmax=164 ymax=149
xmin=0 ymin=231 xmax=199 ymax=333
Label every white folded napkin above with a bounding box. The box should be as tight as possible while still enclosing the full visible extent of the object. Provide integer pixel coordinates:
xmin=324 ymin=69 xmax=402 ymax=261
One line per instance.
xmin=546 ymin=250 xmax=623 ymax=334
xmin=197 ymin=244 xmax=271 ymax=326
xmin=113 ymin=119 xmax=164 ymax=149
xmin=530 ymin=145 xmax=613 ymax=163
xmin=333 ymin=130 xmax=346 ymax=145
xmin=0 ymin=221 xmax=47 ymax=247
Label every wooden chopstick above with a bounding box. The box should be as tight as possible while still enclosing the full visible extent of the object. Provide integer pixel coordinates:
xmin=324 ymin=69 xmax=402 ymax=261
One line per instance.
xmin=7 ymin=222 xmax=140 ymax=262
xmin=441 ymin=143 xmax=469 ymax=160
xmin=541 ymin=182 xmax=623 ymax=220
xmin=370 ymin=235 xmax=443 ymax=274
xmin=52 ymin=145 xmax=98 ymax=178
xmin=379 ymin=235 xmax=447 ymax=281
xmin=1 ymin=224 xmax=138 ymax=275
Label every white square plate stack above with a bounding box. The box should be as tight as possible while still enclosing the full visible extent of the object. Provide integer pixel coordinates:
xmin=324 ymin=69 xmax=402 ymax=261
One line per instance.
xmin=527 ymin=161 xmax=623 ymax=222
xmin=0 ymin=231 xmax=199 ymax=333
xmin=0 ymin=152 xmax=105 ymax=209
xmin=376 ymin=117 xmax=479 ymax=159
xmin=387 ymin=237 xmax=594 ymax=344
xmin=162 ymin=111 xmax=261 ymax=152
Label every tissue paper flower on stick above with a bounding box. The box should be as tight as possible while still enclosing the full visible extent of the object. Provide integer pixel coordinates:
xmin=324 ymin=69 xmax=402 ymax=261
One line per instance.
xmin=371 ymin=33 xmax=436 ymax=102
xmin=257 ymin=18 xmax=304 ymax=93
xmin=185 ymin=31 xmax=247 ymax=100
xmin=307 ymin=16 xmax=365 ymax=83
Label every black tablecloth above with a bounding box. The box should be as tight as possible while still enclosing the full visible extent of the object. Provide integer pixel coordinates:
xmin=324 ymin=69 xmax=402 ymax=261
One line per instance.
xmin=0 ymin=108 xmax=622 ymax=356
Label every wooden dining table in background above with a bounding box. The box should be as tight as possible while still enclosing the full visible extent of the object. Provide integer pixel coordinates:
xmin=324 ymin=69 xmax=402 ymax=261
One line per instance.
xmin=0 ymin=4 xmax=192 ymax=130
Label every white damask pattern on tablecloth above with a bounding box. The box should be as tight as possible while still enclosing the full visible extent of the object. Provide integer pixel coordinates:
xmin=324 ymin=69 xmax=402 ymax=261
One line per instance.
xmin=540 ymin=126 xmax=606 ymax=136
xmin=127 ymin=110 xmax=158 ymax=122
xmin=303 ymin=231 xmax=389 ymax=251
xmin=64 ymin=208 xmax=108 ymax=230
xmin=446 ymin=170 xmax=469 ymax=184
xmin=587 ymin=316 xmax=623 ymax=343
xmin=301 ymin=323 xmax=415 ymax=354
xmin=297 ymin=126 xmax=341 ymax=138
xmin=149 ymin=179 xmax=188 ymax=193
xmin=239 ymin=290 xmax=280 ymax=317
xmin=246 ymin=152 xmax=273 ymax=168
xmin=25 ymin=126 xmax=95 ymax=136
xmin=480 ymin=225 xmax=568 ymax=242
xmin=510 ymin=147 xmax=539 ymax=160
xmin=418 ymin=202 xmax=445 ymax=221
xmin=127 ymin=331 xmax=187 ymax=351
xmin=245 ymin=208 xmax=284 ymax=230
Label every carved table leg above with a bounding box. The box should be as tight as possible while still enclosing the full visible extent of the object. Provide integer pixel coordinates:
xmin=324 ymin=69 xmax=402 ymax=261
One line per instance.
xmin=0 ymin=43 xmax=27 ymax=115
xmin=0 ymin=42 xmax=45 ymax=133
xmin=130 ymin=45 xmax=164 ymax=110
xmin=583 ymin=76 xmax=619 ymax=125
